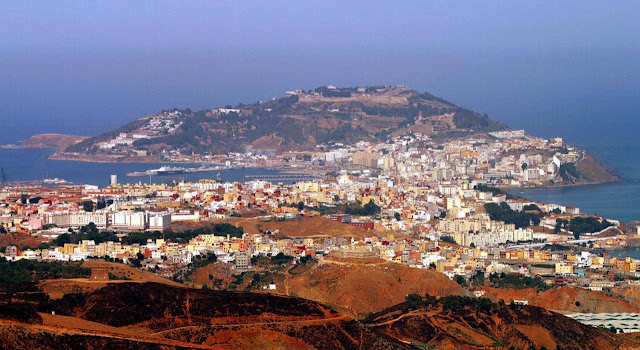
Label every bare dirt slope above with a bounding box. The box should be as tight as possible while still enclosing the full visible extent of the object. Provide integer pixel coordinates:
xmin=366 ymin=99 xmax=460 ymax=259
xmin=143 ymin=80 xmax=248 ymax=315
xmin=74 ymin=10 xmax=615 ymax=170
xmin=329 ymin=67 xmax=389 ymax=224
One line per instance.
xmin=283 ymin=258 xmax=466 ymax=318
xmin=217 ymin=216 xmax=376 ymax=238
xmin=477 ymin=285 xmax=640 ymax=313
xmin=82 ymin=260 xmax=183 ymax=285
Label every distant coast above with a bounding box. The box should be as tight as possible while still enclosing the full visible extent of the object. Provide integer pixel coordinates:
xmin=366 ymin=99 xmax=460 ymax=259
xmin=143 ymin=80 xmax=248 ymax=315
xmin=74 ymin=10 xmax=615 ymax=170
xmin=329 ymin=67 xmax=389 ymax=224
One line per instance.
xmin=0 ymin=133 xmax=87 ymax=150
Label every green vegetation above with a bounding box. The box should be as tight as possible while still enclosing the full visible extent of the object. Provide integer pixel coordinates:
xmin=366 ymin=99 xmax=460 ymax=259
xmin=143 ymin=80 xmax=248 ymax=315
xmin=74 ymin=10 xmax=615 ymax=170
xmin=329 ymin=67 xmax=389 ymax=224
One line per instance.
xmin=532 ymin=263 xmax=555 ymax=268
xmin=472 ymin=271 xmax=485 ymax=285
xmin=344 ymin=201 xmax=381 ymax=216
xmin=484 ymin=202 xmax=542 ymax=228
xmin=404 ymin=294 xmax=494 ymax=314
xmin=441 ymin=295 xmax=493 ymax=314
xmin=0 ymin=258 xmax=90 ymax=284
xmin=297 ymin=200 xmax=381 ymax=217
xmin=190 ymin=252 xmax=218 ymax=269
xmin=540 ymin=243 xmax=571 ymax=251
xmin=473 ymin=184 xmax=517 ymax=200
xmin=82 ymin=201 xmax=94 ymax=212
xmin=488 ymin=272 xmax=548 ymax=290
xmin=559 ymin=163 xmax=581 ymax=182
xmin=270 ymin=252 xmax=294 ymax=265
xmin=439 ymin=236 xmax=456 ymax=244
xmin=452 ymin=108 xmax=490 ymax=129
xmin=523 ymin=204 xmax=541 ymax=211
xmin=228 ymin=271 xmax=251 ymax=290
xmin=405 ymin=293 xmax=437 ymax=309
xmin=554 ymin=217 xmax=613 ymax=238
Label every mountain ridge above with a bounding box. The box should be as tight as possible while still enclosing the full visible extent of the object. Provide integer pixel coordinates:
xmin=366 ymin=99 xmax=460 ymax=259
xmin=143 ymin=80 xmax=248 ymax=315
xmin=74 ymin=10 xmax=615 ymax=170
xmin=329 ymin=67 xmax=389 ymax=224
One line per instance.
xmin=61 ymin=85 xmax=507 ymax=158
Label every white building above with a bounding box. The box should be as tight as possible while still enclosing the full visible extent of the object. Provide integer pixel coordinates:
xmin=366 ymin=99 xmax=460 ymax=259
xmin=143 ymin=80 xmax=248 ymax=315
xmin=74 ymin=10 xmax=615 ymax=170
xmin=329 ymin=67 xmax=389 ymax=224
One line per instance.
xmin=109 ymin=211 xmax=147 ymax=230
xmin=44 ymin=211 xmax=108 ymax=229
xmin=148 ymin=212 xmax=172 ymax=231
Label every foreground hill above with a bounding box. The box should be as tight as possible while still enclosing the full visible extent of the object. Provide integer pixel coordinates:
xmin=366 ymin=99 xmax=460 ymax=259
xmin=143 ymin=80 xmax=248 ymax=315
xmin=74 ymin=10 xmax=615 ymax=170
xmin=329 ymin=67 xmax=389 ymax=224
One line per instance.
xmin=1 ymin=281 xmax=634 ymax=349
xmin=365 ymin=295 xmax=639 ymax=350
xmin=0 ymin=282 xmax=408 ymax=350
xmin=62 ymin=85 xmax=506 ymax=157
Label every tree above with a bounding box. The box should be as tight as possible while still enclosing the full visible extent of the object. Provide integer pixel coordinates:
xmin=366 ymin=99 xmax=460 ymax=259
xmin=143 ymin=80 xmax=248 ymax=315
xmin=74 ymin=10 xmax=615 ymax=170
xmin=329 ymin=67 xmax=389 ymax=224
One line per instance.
xmin=455 ymin=275 xmax=466 ymax=286
xmin=472 ymin=271 xmax=485 ymax=285
xmin=83 ymin=201 xmax=94 ymax=212
xmin=394 ymin=212 xmax=401 ymax=221
xmin=440 ymin=236 xmax=456 ymax=244
xmin=363 ymin=200 xmax=381 ymax=215
xmin=521 ymin=163 xmax=528 ymax=170
xmin=297 ymin=201 xmax=304 ymax=210
xmin=20 ymin=194 xmax=28 ymax=204
xmin=523 ymin=204 xmax=541 ymax=211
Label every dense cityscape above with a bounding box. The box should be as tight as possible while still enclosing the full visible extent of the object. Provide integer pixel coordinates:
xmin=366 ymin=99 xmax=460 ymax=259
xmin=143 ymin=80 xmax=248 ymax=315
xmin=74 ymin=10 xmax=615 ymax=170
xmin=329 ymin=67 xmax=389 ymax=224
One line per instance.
xmin=3 ymin=131 xmax=640 ymax=338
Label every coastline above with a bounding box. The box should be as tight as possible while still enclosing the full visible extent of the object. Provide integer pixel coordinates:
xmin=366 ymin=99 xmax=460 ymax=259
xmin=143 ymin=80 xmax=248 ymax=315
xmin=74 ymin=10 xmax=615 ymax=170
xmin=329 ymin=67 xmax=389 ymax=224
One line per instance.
xmin=47 ymin=153 xmax=622 ymax=190
xmin=497 ymin=178 xmax=622 ymax=190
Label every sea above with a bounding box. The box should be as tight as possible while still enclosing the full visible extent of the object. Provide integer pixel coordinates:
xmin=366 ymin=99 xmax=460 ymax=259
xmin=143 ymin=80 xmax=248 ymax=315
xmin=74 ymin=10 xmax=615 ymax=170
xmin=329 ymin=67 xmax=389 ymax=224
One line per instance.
xmin=0 ymin=148 xmax=282 ymax=188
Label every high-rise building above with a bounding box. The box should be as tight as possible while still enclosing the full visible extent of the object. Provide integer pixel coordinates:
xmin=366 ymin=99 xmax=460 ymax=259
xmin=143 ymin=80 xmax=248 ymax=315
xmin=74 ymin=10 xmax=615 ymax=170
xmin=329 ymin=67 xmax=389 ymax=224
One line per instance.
xmin=110 ymin=174 xmax=118 ymax=185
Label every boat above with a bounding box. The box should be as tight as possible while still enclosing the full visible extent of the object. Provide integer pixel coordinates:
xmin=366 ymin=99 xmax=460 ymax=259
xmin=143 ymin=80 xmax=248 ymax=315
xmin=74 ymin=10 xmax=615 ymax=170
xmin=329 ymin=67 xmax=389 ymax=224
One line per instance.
xmin=43 ymin=178 xmax=71 ymax=184
xmin=154 ymin=166 xmax=186 ymax=175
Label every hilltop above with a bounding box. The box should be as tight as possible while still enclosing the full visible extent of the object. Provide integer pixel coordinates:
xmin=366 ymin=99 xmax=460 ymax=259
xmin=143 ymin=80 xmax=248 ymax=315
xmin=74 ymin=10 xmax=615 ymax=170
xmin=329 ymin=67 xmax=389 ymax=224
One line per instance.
xmin=58 ymin=85 xmax=506 ymax=159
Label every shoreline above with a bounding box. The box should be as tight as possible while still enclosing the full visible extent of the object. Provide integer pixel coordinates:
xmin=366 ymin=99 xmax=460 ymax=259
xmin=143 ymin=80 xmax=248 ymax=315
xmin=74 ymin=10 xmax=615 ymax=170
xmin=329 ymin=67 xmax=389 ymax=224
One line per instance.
xmin=47 ymin=154 xmax=622 ymax=190
xmin=1 ymin=149 xmax=623 ymax=191
xmin=498 ymin=178 xmax=623 ymax=191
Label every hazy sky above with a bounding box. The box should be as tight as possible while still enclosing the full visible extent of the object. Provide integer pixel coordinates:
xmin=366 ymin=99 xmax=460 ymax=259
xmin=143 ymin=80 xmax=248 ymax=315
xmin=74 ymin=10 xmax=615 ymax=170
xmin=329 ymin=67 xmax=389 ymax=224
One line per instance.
xmin=3 ymin=1 xmax=639 ymax=51
xmin=1 ymin=1 xmax=639 ymax=145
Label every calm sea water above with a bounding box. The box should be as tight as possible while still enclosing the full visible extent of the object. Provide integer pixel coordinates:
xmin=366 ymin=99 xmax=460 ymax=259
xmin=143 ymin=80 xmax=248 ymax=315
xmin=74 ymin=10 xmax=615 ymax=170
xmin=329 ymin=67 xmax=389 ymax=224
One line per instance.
xmin=0 ymin=148 xmax=282 ymax=187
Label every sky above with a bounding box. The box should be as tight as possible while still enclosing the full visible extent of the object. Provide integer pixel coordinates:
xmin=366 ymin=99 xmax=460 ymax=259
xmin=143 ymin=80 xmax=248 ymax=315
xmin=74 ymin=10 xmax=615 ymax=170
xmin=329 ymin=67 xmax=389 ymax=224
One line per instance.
xmin=1 ymin=1 xmax=639 ymax=145
xmin=3 ymin=1 xmax=639 ymax=51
